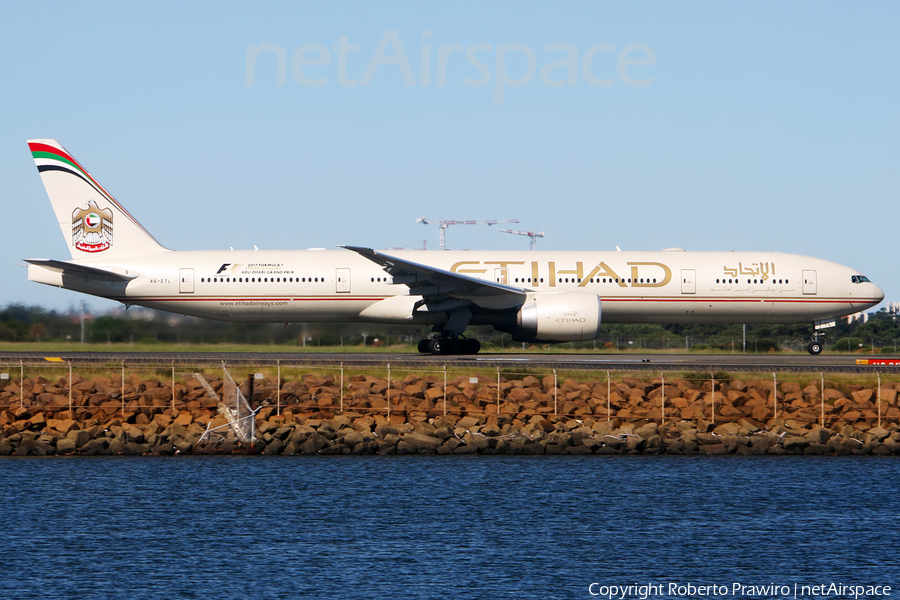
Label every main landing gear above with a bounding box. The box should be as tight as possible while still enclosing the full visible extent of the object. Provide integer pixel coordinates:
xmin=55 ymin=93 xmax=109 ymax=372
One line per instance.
xmin=417 ymin=335 xmax=481 ymax=355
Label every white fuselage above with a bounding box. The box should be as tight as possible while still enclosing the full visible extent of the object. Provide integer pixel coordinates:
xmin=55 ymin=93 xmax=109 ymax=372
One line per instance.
xmin=29 ymin=248 xmax=884 ymax=326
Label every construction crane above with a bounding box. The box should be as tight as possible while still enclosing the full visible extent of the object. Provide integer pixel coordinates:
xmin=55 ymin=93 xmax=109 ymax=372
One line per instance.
xmin=385 ymin=240 xmax=428 ymax=251
xmin=417 ymin=217 xmax=519 ymax=250
xmin=500 ymin=228 xmax=545 ymax=250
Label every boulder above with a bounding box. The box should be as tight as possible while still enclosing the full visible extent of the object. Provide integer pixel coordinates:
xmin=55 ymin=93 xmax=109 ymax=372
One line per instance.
xmin=457 ymin=416 xmax=483 ymax=429
xmin=80 ymin=438 xmax=109 ymax=455
xmin=805 ymin=427 xmax=833 ymax=445
xmin=867 ymin=426 xmax=890 ymax=442
xmin=713 ymin=422 xmax=741 ymax=436
xmin=803 ymin=443 xmax=831 ymax=455
xmin=782 ymin=436 xmax=810 ymax=453
xmin=624 ymin=436 xmax=644 ymax=453
xmin=300 ymin=432 xmax=328 ymax=454
xmin=124 ymin=442 xmax=151 ymax=455
xmin=263 ymin=439 xmax=284 ymax=455
xmin=634 ymin=423 xmax=658 ymax=439
xmin=67 ymin=429 xmax=92 ymax=449
xmin=749 ymin=437 xmax=772 ymax=454
xmin=851 ymin=389 xmax=874 ymax=404
xmin=700 ymin=443 xmax=728 ymax=455
xmin=341 ymin=431 xmax=367 ymax=448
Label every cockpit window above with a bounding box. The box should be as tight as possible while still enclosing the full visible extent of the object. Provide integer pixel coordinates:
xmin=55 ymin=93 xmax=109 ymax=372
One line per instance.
xmin=851 ymin=275 xmax=871 ymax=284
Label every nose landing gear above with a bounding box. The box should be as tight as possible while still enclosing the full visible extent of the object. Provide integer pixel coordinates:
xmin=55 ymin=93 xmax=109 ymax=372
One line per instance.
xmin=807 ymin=335 xmax=824 ymax=355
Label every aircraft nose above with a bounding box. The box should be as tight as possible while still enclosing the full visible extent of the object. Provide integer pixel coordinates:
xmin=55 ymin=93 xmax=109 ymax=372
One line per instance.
xmin=873 ymin=282 xmax=885 ymax=302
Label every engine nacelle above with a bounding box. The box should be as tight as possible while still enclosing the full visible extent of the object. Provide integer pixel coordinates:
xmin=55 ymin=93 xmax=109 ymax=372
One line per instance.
xmin=516 ymin=292 xmax=602 ymax=342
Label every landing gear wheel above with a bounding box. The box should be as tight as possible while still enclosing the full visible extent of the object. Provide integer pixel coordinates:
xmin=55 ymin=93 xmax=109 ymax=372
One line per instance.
xmin=417 ymin=339 xmax=430 ymax=353
xmin=462 ymin=339 xmax=481 ymax=355
xmin=807 ymin=341 xmax=823 ymax=355
xmin=429 ymin=338 xmax=445 ymax=354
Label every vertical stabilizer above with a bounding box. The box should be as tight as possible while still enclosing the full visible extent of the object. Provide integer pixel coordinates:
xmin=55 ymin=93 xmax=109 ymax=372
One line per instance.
xmin=28 ymin=139 xmax=168 ymax=259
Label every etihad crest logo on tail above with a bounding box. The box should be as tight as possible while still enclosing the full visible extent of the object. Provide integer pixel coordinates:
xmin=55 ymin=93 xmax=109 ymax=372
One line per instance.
xmin=72 ymin=200 xmax=113 ymax=253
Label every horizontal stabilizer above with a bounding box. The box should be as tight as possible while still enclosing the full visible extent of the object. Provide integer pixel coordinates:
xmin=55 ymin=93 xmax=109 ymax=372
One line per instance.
xmin=24 ymin=259 xmax=138 ymax=282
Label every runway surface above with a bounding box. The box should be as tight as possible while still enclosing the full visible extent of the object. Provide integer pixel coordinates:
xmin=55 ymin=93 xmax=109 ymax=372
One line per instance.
xmin=0 ymin=351 xmax=897 ymax=372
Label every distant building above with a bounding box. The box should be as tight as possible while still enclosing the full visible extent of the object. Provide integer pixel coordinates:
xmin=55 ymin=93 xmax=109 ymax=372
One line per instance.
xmin=846 ymin=311 xmax=869 ymax=324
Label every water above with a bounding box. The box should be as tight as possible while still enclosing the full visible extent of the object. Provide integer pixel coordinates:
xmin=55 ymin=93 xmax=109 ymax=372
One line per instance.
xmin=1 ymin=456 xmax=897 ymax=600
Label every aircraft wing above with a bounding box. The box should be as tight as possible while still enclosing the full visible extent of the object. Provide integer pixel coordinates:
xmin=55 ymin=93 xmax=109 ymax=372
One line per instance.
xmin=24 ymin=259 xmax=138 ymax=282
xmin=340 ymin=246 xmax=527 ymax=300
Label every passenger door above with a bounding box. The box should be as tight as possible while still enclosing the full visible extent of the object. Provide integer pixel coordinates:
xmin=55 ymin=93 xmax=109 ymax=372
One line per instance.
xmin=179 ymin=268 xmax=194 ymax=293
xmin=336 ymin=268 xmax=351 ymax=293
xmin=802 ymin=270 xmax=817 ymax=295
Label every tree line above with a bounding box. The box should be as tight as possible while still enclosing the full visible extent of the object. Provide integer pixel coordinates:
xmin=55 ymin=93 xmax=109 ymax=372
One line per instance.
xmin=0 ymin=303 xmax=898 ymax=352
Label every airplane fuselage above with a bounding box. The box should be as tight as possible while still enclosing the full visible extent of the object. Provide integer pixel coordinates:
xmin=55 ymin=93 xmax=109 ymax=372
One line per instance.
xmin=28 ymin=248 xmax=883 ymax=326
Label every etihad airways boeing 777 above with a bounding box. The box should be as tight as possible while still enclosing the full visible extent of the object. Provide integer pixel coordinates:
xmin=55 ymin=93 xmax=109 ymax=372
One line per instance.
xmin=25 ymin=139 xmax=884 ymax=355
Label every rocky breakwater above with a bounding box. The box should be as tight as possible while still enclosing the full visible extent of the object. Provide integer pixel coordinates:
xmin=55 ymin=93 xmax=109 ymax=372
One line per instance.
xmin=0 ymin=372 xmax=898 ymax=456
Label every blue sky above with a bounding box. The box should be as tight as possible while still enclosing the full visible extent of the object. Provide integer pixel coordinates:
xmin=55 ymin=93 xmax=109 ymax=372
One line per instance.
xmin=1 ymin=1 xmax=897 ymax=313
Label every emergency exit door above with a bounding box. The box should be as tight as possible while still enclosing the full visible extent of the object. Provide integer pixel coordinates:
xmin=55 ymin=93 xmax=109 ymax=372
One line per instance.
xmin=179 ymin=268 xmax=194 ymax=293
xmin=681 ymin=269 xmax=695 ymax=294
xmin=802 ymin=270 xmax=817 ymax=295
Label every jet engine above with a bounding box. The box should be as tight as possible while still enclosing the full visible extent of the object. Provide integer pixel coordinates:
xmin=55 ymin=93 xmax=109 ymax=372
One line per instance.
xmin=515 ymin=292 xmax=602 ymax=342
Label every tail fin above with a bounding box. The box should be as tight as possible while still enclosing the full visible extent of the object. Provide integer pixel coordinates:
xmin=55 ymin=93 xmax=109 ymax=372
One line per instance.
xmin=28 ymin=139 xmax=168 ymax=259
